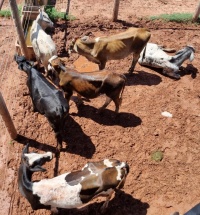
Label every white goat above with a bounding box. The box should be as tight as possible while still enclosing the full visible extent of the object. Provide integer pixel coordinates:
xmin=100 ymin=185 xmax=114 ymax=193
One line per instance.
xmin=138 ymin=43 xmax=195 ymax=79
xmin=30 ymin=9 xmax=57 ymax=76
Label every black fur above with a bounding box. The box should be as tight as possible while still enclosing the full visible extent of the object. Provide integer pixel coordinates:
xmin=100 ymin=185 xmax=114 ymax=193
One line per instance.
xmin=14 ymin=55 xmax=69 ymax=149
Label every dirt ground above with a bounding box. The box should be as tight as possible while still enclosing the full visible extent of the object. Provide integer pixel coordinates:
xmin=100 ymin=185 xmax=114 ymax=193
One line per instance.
xmin=0 ymin=0 xmax=200 ymax=215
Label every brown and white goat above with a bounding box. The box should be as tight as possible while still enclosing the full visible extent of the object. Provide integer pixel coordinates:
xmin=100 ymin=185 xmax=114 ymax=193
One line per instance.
xmin=69 ymin=27 xmax=151 ymax=74
xmin=18 ymin=144 xmax=129 ymax=212
xmin=48 ymin=56 xmax=126 ymax=113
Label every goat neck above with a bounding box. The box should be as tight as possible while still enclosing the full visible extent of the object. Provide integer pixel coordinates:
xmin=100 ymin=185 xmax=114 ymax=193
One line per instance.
xmin=18 ymin=145 xmax=51 ymax=210
xmin=170 ymin=46 xmax=195 ymax=67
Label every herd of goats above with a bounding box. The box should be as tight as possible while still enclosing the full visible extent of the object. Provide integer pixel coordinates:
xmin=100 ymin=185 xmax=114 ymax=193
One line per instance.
xmin=14 ymin=7 xmax=196 ymax=214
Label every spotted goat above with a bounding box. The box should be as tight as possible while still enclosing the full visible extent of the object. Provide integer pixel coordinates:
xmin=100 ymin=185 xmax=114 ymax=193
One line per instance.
xmin=18 ymin=144 xmax=129 ymax=212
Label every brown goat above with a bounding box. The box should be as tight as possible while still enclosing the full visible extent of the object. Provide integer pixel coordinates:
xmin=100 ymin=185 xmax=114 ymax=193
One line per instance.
xmin=48 ymin=56 xmax=126 ymax=113
xmin=69 ymin=27 xmax=151 ymax=74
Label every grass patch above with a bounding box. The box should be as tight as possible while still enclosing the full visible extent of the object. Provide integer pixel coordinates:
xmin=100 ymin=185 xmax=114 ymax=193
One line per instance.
xmin=45 ymin=6 xmax=76 ymax=21
xmin=150 ymin=13 xmax=198 ymax=23
xmin=151 ymin=151 xmax=163 ymax=162
xmin=0 ymin=5 xmax=22 ymax=18
xmin=0 ymin=9 xmax=12 ymax=17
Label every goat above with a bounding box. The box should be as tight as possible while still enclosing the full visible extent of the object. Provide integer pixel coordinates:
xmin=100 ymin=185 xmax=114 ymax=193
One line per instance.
xmin=138 ymin=43 xmax=195 ymax=79
xmin=69 ymin=27 xmax=151 ymax=74
xmin=30 ymin=8 xmax=57 ymax=77
xmin=18 ymin=144 xmax=129 ymax=212
xmin=14 ymin=55 xmax=69 ymax=151
xmin=48 ymin=55 xmax=126 ymax=113
xmin=18 ymin=144 xmax=53 ymax=210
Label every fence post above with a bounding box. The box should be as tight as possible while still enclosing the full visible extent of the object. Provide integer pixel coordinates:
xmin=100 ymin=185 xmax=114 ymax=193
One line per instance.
xmin=0 ymin=0 xmax=4 ymax=10
xmin=192 ymin=1 xmax=200 ymax=22
xmin=9 ymin=0 xmax=30 ymax=59
xmin=0 ymin=92 xmax=17 ymax=139
xmin=66 ymin=0 xmax=70 ymax=15
xmin=112 ymin=0 xmax=120 ymax=21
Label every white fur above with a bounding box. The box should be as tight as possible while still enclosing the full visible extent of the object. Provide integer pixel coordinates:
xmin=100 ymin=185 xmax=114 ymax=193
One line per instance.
xmin=30 ymin=11 xmax=57 ymax=73
xmin=32 ymin=173 xmax=83 ymax=208
xmin=74 ymin=43 xmax=78 ymax=53
xmin=103 ymin=159 xmax=114 ymax=167
xmin=49 ymin=55 xmax=59 ymax=63
xmin=116 ymin=162 xmax=126 ymax=181
xmin=189 ymin=51 xmax=194 ymax=62
xmin=138 ymin=43 xmax=194 ymax=73
xmin=95 ymin=37 xmax=100 ymax=42
xmin=81 ymin=163 xmax=88 ymax=170
xmin=138 ymin=43 xmax=172 ymax=68
xmin=24 ymin=152 xmax=52 ymax=166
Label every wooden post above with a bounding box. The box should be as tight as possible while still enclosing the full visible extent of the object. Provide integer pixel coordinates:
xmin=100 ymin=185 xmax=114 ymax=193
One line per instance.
xmin=192 ymin=1 xmax=200 ymax=22
xmin=112 ymin=0 xmax=120 ymax=21
xmin=9 ymin=0 xmax=30 ymax=59
xmin=0 ymin=0 xmax=4 ymax=10
xmin=66 ymin=0 xmax=70 ymax=15
xmin=0 ymin=92 xmax=17 ymax=139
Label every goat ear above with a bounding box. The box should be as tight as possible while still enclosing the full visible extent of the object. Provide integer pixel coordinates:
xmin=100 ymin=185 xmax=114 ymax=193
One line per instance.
xmin=189 ymin=51 xmax=195 ymax=62
xmin=30 ymin=165 xmax=46 ymax=172
xmin=22 ymin=143 xmax=29 ymax=155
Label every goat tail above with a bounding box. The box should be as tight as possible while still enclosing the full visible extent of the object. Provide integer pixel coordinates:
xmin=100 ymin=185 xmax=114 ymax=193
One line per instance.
xmin=141 ymin=45 xmax=147 ymax=63
xmin=119 ymin=75 xmax=127 ymax=106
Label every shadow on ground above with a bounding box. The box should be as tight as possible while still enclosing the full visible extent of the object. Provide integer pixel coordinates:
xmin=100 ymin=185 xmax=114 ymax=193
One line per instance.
xmin=62 ymin=115 xmax=96 ymax=158
xmin=72 ymin=105 xmax=142 ymax=128
xmin=16 ymin=116 xmax=96 ymax=159
xmin=58 ymin=190 xmax=149 ymax=215
xmin=125 ymin=70 xmax=162 ymax=86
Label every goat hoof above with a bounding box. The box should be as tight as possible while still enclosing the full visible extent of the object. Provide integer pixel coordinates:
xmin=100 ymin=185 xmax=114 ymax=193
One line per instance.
xmin=100 ymin=205 xmax=107 ymax=214
xmin=51 ymin=207 xmax=59 ymax=214
xmin=96 ymin=108 xmax=103 ymax=114
xmin=171 ymin=74 xmax=181 ymax=80
xmin=128 ymin=70 xmax=133 ymax=75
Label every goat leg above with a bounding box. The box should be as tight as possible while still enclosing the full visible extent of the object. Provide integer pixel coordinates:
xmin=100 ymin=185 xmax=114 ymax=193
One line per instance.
xmin=50 ymin=206 xmax=59 ymax=214
xmin=163 ymin=69 xmax=180 ymax=80
xmin=100 ymin=189 xmax=115 ymax=214
xmin=97 ymin=97 xmax=112 ymax=113
xmin=98 ymin=61 xmax=106 ymax=70
xmin=128 ymin=54 xmax=139 ymax=74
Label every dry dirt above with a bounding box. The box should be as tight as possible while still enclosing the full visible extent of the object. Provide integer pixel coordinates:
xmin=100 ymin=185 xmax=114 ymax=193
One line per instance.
xmin=0 ymin=0 xmax=200 ymax=215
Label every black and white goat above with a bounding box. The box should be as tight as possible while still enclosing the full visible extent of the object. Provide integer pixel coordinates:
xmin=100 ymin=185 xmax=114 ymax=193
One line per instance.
xmin=18 ymin=144 xmax=53 ymax=210
xmin=138 ymin=43 xmax=195 ymax=79
xmin=14 ymin=55 xmax=69 ymax=151
xmin=18 ymin=144 xmax=129 ymax=212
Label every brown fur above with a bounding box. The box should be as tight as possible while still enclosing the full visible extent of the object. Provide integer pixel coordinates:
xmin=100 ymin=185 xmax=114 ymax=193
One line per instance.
xmin=71 ymin=27 xmax=151 ymax=73
xmin=49 ymin=56 xmax=126 ymax=113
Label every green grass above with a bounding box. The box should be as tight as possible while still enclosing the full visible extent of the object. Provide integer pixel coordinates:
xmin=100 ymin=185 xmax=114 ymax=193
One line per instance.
xmin=45 ymin=6 xmax=76 ymax=21
xmin=150 ymin=13 xmax=199 ymax=23
xmin=151 ymin=151 xmax=163 ymax=162
xmin=0 ymin=9 xmax=12 ymax=17
xmin=0 ymin=5 xmax=22 ymax=18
